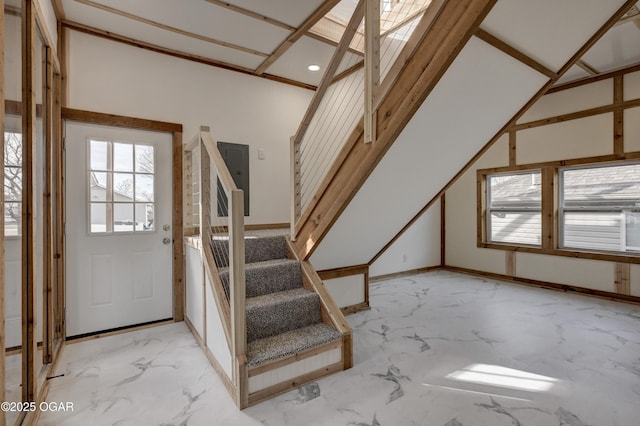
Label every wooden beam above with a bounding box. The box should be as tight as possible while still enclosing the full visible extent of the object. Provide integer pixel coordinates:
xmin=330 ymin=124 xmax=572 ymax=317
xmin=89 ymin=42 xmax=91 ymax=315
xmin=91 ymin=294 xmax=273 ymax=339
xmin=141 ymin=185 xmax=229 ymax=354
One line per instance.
xmin=44 ymin=47 xmax=54 ymax=364
xmin=291 ymin=0 xmax=365 ymax=147
xmin=364 ymin=0 xmax=380 ymax=143
xmin=54 ymin=70 xmax=65 ymax=341
xmin=508 ymin=130 xmax=516 ymax=166
xmin=255 ymin=0 xmax=341 ymax=75
xmin=0 ymin=1 xmax=5 ymax=422
xmin=32 ymin=0 xmax=61 ymax=72
xmin=510 ymin=97 xmax=640 ymax=131
xmin=615 ymin=263 xmax=631 ymax=295
xmin=317 ymin=264 xmax=368 ymax=280
xmin=505 ymin=251 xmax=516 ymax=277
xmin=52 ymin=0 xmax=65 ymax=20
xmin=331 ymin=60 xmax=364 ymax=84
xmin=475 ymin=28 xmax=558 ymax=79
xmin=541 ymin=167 xmax=555 ymax=250
xmin=295 ymin=0 xmax=498 ymax=260
xmin=614 ymin=75 xmax=624 ymax=156
xmin=173 ymin=131 xmax=184 ymax=321
xmin=22 ymin=0 xmax=37 ymax=402
xmin=74 ymin=0 xmax=269 ymax=57
xmin=575 ymin=59 xmax=599 ymax=76
xmin=440 ymin=194 xmax=446 ymax=266
xmin=204 ymin=0 xmax=295 ymax=31
xmin=61 ymin=20 xmax=316 ymax=91
xmin=615 ymin=5 xmax=640 ymax=27
xmin=548 ymin=61 xmax=640 ymax=94
xmin=304 ymin=31 xmax=364 ymax=57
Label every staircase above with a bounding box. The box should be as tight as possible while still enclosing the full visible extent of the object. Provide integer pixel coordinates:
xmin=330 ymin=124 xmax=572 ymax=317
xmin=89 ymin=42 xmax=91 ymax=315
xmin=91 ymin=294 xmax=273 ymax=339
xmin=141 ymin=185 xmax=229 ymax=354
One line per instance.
xmin=213 ymin=235 xmax=342 ymax=368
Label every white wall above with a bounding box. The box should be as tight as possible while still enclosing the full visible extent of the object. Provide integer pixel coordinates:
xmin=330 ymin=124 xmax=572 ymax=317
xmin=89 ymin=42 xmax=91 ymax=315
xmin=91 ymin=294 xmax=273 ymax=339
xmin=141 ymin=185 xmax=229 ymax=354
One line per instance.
xmin=369 ymin=199 xmax=441 ymax=277
xmin=445 ymin=71 xmax=640 ymax=295
xmin=67 ymin=30 xmax=313 ymax=225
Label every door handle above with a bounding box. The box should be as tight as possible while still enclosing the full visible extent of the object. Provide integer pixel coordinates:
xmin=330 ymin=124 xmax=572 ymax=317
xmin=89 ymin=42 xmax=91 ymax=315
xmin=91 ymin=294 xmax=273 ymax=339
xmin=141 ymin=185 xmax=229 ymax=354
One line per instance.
xmin=162 ymin=237 xmax=171 ymax=245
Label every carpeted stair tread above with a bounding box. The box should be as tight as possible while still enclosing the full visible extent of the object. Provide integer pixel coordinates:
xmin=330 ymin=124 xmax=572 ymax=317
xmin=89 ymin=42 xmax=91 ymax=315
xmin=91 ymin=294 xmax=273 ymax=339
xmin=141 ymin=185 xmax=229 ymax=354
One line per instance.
xmin=247 ymin=323 xmax=342 ymax=368
xmin=211 ymin=235 xmax=288 ymax=268
xmin=218 ymin=258 xmax=302 ymax=298
xmin=246 ymin=288 xmax=321 ymax=342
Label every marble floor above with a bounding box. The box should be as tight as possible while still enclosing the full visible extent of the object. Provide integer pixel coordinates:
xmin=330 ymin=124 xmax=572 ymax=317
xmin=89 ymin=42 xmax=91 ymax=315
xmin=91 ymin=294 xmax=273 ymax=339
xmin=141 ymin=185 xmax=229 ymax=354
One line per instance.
xmin=40 ymin=270 xmax=640 ymax=426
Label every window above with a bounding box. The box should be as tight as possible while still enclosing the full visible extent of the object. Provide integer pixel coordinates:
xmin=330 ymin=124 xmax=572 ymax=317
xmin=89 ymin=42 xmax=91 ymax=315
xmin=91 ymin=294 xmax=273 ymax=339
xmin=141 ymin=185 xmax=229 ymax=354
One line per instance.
xmin=560 ymin=162 xmax=640 ymax=253
xmin=486 ymin=171 xmax=541 ymax=246
xmin=4 ymin=131 xmax=22 ymax=236
xmin=88 ymin=139 xmax=155 ymax=233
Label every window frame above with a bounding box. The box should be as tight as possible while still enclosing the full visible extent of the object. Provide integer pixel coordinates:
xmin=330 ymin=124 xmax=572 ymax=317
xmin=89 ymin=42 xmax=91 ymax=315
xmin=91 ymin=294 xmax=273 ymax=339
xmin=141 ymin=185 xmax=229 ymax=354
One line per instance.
xmin=86 ymin=138 xmax=157 ymax=236
xmin=477 ymin=154 xmax=640 ymax=264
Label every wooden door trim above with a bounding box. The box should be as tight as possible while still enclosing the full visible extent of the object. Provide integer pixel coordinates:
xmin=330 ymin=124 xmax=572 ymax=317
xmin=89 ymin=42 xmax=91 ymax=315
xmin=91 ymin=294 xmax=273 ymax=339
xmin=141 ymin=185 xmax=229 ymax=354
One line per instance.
xmin=61 ymin=108 xmax=185 ymax=323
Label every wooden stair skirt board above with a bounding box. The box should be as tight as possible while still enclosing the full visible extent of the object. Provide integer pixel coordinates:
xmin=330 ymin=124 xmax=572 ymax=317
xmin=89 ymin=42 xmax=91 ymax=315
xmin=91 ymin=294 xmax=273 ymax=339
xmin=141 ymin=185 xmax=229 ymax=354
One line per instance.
xmin=194 ymin=234 xmax=352 ymax=408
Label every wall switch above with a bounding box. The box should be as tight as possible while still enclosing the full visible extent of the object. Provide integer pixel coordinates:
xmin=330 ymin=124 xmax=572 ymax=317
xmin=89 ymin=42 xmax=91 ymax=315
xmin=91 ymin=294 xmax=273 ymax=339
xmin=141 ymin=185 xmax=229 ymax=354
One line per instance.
xmin=258 ymin=148 xmax=265 ymax=160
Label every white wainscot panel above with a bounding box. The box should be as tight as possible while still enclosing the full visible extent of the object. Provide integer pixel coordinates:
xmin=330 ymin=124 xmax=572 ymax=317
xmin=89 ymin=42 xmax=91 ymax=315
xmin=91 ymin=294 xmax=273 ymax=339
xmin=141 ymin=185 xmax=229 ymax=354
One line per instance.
xmin=515 ymin=252 xmax=615 ymax=292
xmin=185 ymin=245 xmax=204 ymax=338
xmin=480 ymin=0 xmax=627 ymax=71
xmin=323 ymin=275 xmax=365 ymax=309
xmin=519 ymin=79 xmax=612 ymax=123
xmin=516 ymin=113 xmax=613 ymax=164
xmin=625 ymin=71 xmax=640 ymax=101
xmin=248 ymin=347 xmax=341 ymax=393
xmin=631 ymin=265 xmax=640 ymax=297
xmin=624 ymin=107 xmax=640 ymax=153
xmin=205 ymin=278 xmax=233 ymax=379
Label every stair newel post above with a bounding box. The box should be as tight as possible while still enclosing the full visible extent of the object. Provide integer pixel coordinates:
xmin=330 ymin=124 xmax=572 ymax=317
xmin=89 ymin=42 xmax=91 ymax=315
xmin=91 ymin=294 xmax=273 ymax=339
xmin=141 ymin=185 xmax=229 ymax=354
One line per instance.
xmin=229 ymin=188 xmax=247 ymax=407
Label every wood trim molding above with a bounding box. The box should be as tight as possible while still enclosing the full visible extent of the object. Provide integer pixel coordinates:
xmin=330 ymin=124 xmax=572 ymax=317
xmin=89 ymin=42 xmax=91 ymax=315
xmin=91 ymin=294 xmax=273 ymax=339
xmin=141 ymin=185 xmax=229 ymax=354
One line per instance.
xmin=548 ymin=62 xmax=640 ymax=94
xmin=317 ymin=264 xmax=368 ymax=280
xmin=173 ymin=131 xmax=184 ymax=321
xmin=475 ymin=29 xmax=557 ymax=79
xmin=615 ymin=263 xmax=631 ymax=295
xmin=331 ymin=60 xmax=364 ymax=84
xmin=614 ymin=75 xmax=624 ymax=156
xmin=445 ymin=265 xmax=640 ymax=305
xmin=61 ymin=21 xmax=317 ymax=91
xmin=508 ymin=130 xmax=516 ymax=166
xmin=368 ymin=265 xmax=441 ymax=282
xmin=255 ymin=0 xmax=342 ymax=75
xmin=440 ymin=193 xmax=446 ymax=266
xmin=52 ymin=0 xmax=65 ymax=20
xmin=62 ymin=107 xmax=183 ymax=132
xmin=0 ymin=1 xmax=5 ymax=420
xmin=204 ymin=0 xmax=295 ymax=31
xmin=248 ymin=339 xmax=342 ymax=377
xmin=510 ymin=98 xmax=640 ymax=131
xmin=341 ymin=302 xmax=370 ymax=315
xmin=575 ymin=59 xmax=599 ymax=76
xmin=74 ymin=0 xmax=269 ymax=57
xmin=32 ymin=0 xmax=61 ymax=72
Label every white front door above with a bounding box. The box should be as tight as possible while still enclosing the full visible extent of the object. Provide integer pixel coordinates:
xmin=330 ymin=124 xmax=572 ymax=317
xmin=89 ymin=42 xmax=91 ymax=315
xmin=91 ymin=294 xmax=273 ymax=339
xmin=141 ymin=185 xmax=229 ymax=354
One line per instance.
xmin=65 ymin=121 xmax=173 ymax=337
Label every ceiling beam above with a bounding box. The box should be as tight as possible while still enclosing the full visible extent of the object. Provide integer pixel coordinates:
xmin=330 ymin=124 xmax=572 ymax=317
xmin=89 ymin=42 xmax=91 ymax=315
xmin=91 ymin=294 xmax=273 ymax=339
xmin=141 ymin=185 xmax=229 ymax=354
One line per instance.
xmin=255 ymin=0 xmax=342 ymax=75
xmin=53 ymin=0 xmax=65 ymax=20
xmin=73 ymin=0 xmax=269 ymax=57
xmin=547 ymin=61 xmax=640 ymax=94
xmin=61 ymin=20 xmax=316 ymax=91
xmin=203 ymin=0 xmax=295 ymax=31
xmin=305 ymin=31 xmax=364 ymax=56
xmin=331 ymin=60 xmax=364 ymax=84
xmin=615 ymin=5 xmax=640 ymax=27
xmin=475 ymin=28 xmax=558 ymax=79
xmin=575 ymin=59 xmax=599 ymax=75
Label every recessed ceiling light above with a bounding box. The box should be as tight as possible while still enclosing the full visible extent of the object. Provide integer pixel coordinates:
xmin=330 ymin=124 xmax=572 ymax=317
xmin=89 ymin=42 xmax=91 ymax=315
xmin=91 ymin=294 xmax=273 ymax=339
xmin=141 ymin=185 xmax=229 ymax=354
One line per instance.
xmin=308 ymin=64 xmax=320 ymax=71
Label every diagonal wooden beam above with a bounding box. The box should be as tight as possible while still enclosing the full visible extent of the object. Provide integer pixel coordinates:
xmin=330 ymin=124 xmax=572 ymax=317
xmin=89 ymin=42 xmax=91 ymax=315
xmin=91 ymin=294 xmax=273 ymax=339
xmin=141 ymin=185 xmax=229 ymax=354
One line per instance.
xmin=255 ymin=0 xmax=342 ymax=75
xmin=204 ymin=0 xmax=296 ymax=31
xmin=575 ymin=59 xmax=599 ymax=75
xmin=292 ymin=0 xmax=365 ymax=147
xmin=73 ymin=0 xmax=269 ymax=57
xmin=53 ymin=0 xmax=65 ymax=20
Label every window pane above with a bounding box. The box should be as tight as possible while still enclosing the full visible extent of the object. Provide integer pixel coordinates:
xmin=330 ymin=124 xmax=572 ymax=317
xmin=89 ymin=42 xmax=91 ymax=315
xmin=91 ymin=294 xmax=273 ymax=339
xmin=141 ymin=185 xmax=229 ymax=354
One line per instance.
xmin=626 ymin=212 xmax=640 ymax=250
xmin=489 ymin=172 xmax=541 ymax=208
xmin=4 ymin=166 xmax=22 ymax=201
xmin=89 ymin=172 xmax=108 ymax=201
xmin=563 ymin=211 xmax=622 ymax=252
xmin=113 ymin=173 xmax=134 ymax=200
xmin=135 ymin=145 xmax=154 ymax=173
xmin=490 ymin=212 xmax=541 ymax=245
xmin=4 ymin=202 xmax=21 ymax=236
xmin=135 ymin=174 xmax=154 ymax=202
xmin=4 ymin=132 xmax=22 ymax=166
xmin=113 ymin=203 xmax=134 ymax=232
xmin=113 ymin=142 xmax=133 ymax=172
xmin=90 ymin=203 xmax=107 ymax=233
xmin=136 ymin=203 xmax=154 ymax=231
xmin=90 ymin=140 xmax=108 ymax=170
xmin=562 ymin=164 xmax=640 ymax=208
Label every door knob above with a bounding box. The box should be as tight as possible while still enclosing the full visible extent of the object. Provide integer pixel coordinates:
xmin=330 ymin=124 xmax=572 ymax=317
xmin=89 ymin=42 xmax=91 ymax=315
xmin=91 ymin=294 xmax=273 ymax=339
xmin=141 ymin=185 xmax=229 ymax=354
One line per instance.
xmin=162 ymin=237 xmax=171 ymax=245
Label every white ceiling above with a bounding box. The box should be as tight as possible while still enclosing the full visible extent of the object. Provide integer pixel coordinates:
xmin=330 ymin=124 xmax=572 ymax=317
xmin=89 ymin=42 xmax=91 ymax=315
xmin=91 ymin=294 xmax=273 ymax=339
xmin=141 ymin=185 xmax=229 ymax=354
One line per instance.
xmin=58 ymin=0 xmax=640 ymax=89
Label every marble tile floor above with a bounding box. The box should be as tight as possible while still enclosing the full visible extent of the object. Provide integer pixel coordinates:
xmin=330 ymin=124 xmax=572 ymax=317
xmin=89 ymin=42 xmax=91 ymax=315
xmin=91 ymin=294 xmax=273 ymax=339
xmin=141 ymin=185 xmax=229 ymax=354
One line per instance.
xmin=40 ymin=270 xmax=640 ymax=425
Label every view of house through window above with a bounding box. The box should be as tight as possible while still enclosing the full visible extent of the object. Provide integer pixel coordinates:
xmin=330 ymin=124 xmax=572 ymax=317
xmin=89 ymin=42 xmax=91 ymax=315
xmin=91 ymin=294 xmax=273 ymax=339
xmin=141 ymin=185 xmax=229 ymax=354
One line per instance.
xmin=89 ymin=139 xmax=155 ymax=233
xmin=560 ymin=162 xmax=640 ymax=253
xmin=4 ymin=131 xmax=22 ymax=236
xmin=487 ymin=171 xmax=542 ymax=246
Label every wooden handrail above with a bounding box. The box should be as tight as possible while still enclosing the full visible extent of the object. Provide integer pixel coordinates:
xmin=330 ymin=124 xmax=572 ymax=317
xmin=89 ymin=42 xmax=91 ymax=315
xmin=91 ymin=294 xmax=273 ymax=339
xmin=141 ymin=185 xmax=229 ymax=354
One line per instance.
xmin=200 ymin=130 xmax=237 ymax=193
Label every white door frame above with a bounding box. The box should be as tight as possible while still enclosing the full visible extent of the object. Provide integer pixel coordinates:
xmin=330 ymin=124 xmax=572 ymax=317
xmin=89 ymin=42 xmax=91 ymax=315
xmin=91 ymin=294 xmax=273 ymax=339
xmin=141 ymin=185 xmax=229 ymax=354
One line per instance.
xmin=62 ymin=108 xmax=184 ymax=335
